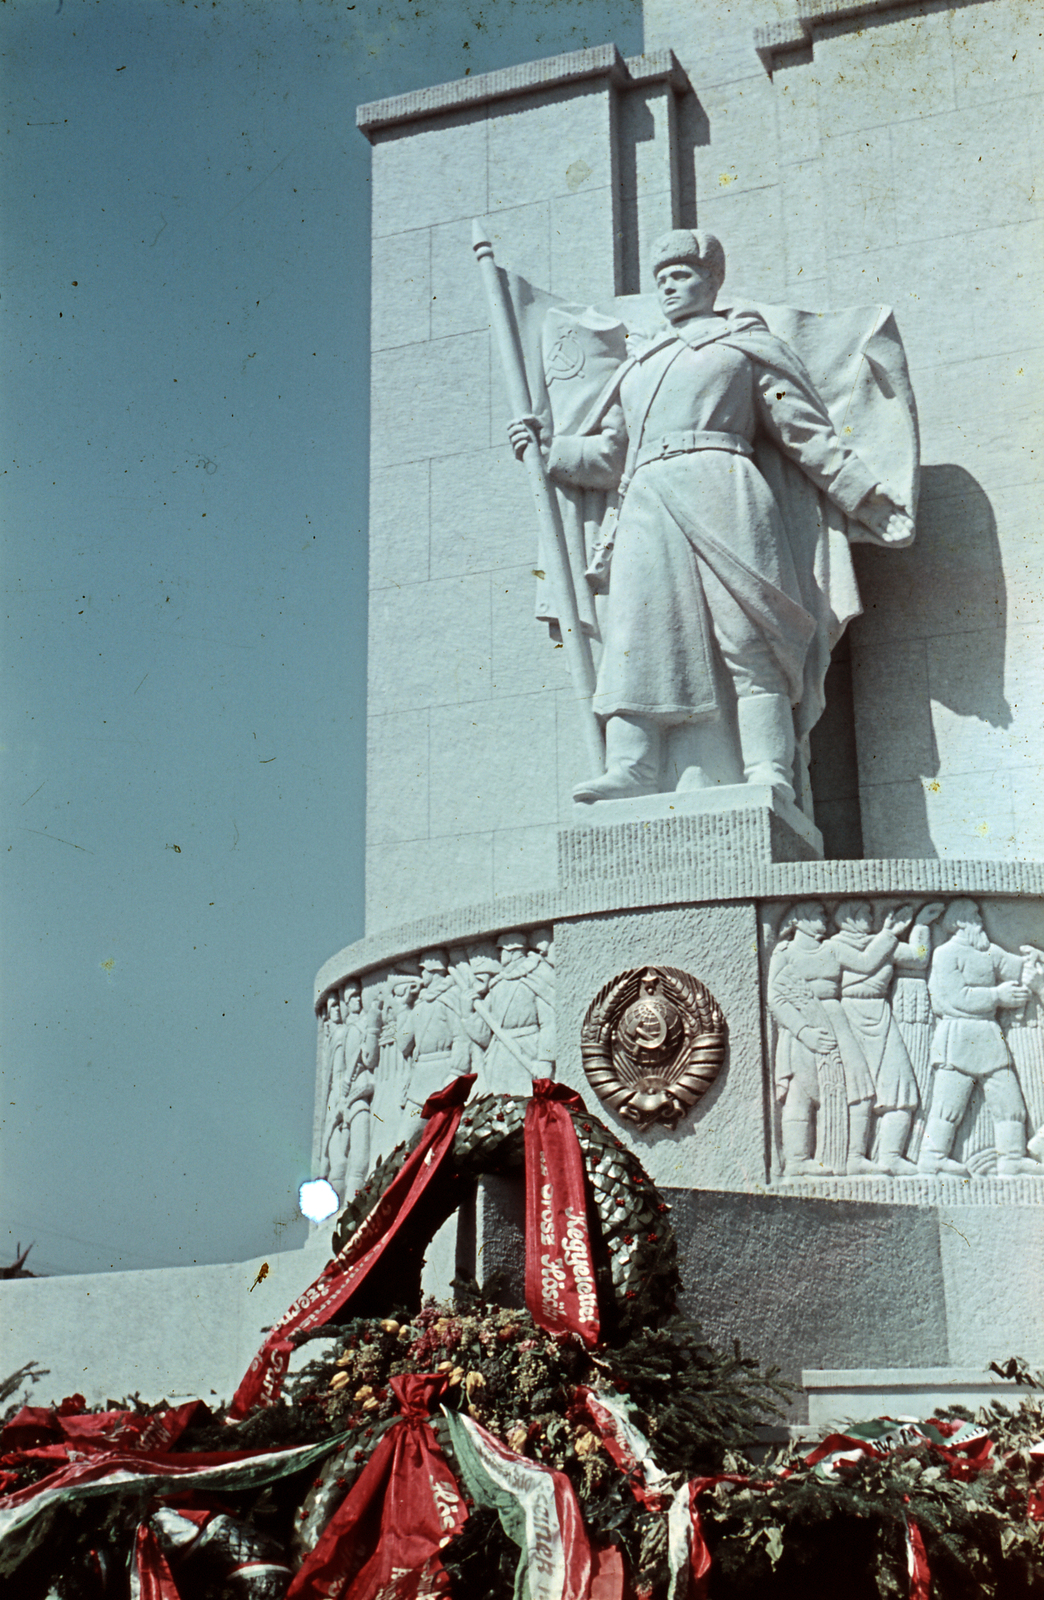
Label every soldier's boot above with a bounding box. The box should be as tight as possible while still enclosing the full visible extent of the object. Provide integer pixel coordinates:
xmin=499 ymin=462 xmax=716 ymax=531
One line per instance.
xmin=1029 ymin=1125 xmax=1044 ymax=1163
xmin=917 ymin=1115 xmax=970 ymax=1176
xmin=780 ymin=1115 xmax=820 ymax=1177
xmin=846 ymin=1100 xmax=877 ymax=1175
xmin=995 ymin=1119 xmax=1044 ymax=1177
xmin=875 ymin=1109 xmax=919 ymax=1175
xmin=573 ymin=714 xmax=661 ymax=803
xmin=736 ymin=693 xmax=796 ymax=805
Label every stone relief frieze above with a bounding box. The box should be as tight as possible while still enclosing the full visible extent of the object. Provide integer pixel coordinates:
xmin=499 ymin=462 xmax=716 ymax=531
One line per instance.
xmin=316 ymin=980 xmax=381 ymax=1201
xmin=763 ymin=897 xmax=1044 ymax=1184
xmin=315 ymin=928 xmax=556 ymax=1199
xmin=580 ymin=965 xmax=727 ymax=1130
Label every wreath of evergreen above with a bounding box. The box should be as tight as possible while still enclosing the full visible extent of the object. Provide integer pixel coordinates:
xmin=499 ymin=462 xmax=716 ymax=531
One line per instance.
xmin=331 ymin=1091 xmax=681 ymax=1336
xmin=5 ymin=1097 xmax=1044 ymax=1597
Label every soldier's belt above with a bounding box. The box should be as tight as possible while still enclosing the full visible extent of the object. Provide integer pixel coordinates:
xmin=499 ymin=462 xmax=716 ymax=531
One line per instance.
xmin=633 ymin=430 xmax=753 ymax=472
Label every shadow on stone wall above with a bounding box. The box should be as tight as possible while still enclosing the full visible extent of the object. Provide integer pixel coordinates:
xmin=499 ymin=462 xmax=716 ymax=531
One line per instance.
xmin=618 ymin=87 xmax=706 ymax=293
xmin=670 ymin=1188 xmax=950 ymax=1419
xmin=846 ymin=462 xmax=1010 ymax=860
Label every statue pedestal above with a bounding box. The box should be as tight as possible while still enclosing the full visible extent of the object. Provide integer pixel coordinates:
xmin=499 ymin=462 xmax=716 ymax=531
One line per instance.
xmin=803 ymin=1368 xmax=1031 ymax=1430
xmin=560 ymin=785 xmax=822 ymax=894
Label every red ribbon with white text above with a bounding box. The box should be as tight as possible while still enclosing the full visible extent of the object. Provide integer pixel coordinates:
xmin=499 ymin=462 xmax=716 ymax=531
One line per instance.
xmin=230 ymin=1076 xmax=475 ymax=1419
xmin=524 ymin=1080 xmax=600 ymax=1346
xmin=287 ymin=1374 xmax=467 ymax=1600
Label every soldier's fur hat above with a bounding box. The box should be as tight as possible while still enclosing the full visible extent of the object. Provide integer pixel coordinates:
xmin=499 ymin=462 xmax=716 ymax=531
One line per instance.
xmin=649 ymin=228 xmax=725 ymax=286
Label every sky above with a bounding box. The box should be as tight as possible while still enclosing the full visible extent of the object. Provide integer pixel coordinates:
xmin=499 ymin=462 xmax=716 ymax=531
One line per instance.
xmin=1 ymin=0 xmax=642 ymax=1278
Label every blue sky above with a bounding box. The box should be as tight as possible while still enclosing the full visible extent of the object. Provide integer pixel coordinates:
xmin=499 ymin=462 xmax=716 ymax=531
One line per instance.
xmin=1 ymin=0 xmax=640 ymax=1277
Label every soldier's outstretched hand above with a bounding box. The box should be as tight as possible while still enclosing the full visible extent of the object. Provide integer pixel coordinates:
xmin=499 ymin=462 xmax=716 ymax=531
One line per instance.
xmin=856 ymin=486 xmax=915 ymax=545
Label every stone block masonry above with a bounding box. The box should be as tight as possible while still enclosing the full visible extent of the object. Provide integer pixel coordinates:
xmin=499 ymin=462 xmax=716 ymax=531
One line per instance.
xmin=360 ymin=5 xmax=1042 ymax=936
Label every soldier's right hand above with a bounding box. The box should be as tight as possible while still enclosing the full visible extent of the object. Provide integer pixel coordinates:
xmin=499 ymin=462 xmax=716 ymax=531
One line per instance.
xmin=507 ymin=415 xmax=543 ymax=460
xmin=997 ymin=980 xmax=1031 ymax=1008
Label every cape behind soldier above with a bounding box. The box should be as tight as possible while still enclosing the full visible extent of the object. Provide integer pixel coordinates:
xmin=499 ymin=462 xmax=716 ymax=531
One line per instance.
xmin=499 ymin=265 xmax=919 ymax=752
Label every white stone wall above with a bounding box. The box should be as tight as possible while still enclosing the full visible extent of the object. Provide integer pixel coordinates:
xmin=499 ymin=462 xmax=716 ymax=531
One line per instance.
xmin=1 ymin=1231 xmax=335 ymax=1409
xmin=641 ymin=0 xmax=1043 ymax=862
xmin=361 ymin=4 xmax=1041 ymax=933
xmin=362 ymin=53 xmax=690 ymax=932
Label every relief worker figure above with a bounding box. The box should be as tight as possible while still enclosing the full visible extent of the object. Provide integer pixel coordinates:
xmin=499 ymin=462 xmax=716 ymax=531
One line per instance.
xmin=769 ymin=901 xmax=914 ymax=1176
xmin=919 ymin=900 xmax=1044 ymax=1178
xmin=828 ymin=899 xmax=944 ymax=1176
xmin=508 ymin=230 xmax=914 ymax=805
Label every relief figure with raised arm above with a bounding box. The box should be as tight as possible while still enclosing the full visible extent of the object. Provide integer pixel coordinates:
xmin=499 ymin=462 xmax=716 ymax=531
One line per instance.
xmin=827 ymin=900 xmax=944 ymax=1175
xmin=769 ymin=900 xmax=917 ymax=1177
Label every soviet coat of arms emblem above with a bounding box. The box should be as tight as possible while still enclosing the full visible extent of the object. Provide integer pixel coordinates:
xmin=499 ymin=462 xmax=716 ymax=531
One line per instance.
xmin=580 ymin=966 xmax=727 ymax=1130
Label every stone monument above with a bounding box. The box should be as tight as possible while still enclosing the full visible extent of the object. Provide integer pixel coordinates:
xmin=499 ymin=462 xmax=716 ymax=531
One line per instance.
xmin=6 ymin=1 xmax=1040 ymax=1441
xmin=311 ymin=0 xmax=1043 ymax=1422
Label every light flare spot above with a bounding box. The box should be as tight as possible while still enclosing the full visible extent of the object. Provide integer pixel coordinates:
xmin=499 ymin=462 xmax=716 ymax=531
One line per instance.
xmin=299 ymin=1178 xmax=339 ymax=1223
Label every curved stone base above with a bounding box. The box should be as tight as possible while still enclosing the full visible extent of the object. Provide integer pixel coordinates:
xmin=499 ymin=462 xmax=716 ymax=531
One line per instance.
xmin=771 ymin=1172 xmax=1044 ymax=1207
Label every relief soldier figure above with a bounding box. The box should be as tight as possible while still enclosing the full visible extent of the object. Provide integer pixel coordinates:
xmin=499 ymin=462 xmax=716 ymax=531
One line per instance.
xmin=323 ymin=981 xmax=381 ymax=1200
xmin=367 ymin=971 xmax=421 ymax=1166
xmin=316 ymin=989 xmax=347 ymax=1181
xmin=468 ymin=930 xmax=557 ymax=1097
xmin=769 ymin=900 xmax=916 ymax=1177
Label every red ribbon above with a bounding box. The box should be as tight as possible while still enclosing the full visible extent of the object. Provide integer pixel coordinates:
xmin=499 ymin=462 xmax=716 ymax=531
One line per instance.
xmin=906 ymin=1515 xmax=931 ymax=1600
xmin=287 ymin=1374 xmax=467 ymax=1600
xmin=572 ymin=1387 xmax=668 ymax=1511
xmin=132 ymin=1524 xmax=182 ymax=1600
xmin=230 ymin=1076 xmax=475 ymax=1419
xmin=1 ymin=1398 xmax=201 ymax=1459
xmin=589 ymin=1541 xmax=628 ymax=1599
xmin=524 ymin=1080 xmax=600 ymax=1346
xmin=675 ymin=1475 xmax=768 ymax=1600
xmin=685 ymin=1477 xmax=719 ymax=1600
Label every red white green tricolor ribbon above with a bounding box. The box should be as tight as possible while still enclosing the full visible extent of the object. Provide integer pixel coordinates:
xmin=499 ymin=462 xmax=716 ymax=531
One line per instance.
xmin=0 ymin=1432 xmax=346 ymax=1554
xmin=445 ymin=1408 xmax=592 ymax=1600
xmin=573 ymin=1386 xmax=671 ymax=1511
